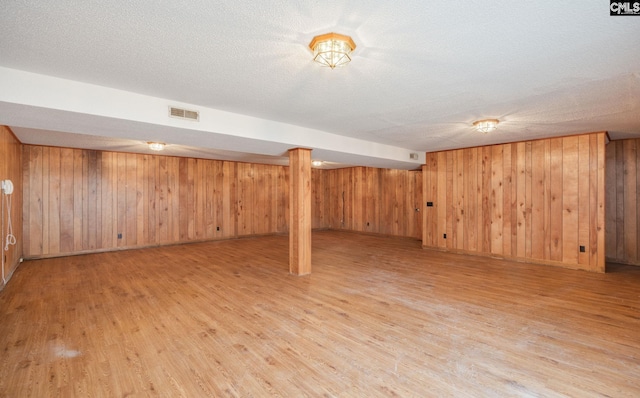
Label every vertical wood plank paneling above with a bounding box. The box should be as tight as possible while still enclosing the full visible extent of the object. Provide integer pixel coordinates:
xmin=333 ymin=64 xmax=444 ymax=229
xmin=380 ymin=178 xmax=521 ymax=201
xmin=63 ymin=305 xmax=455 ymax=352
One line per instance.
xmin=429 ymin=154 xmax=439 ymax=246
xmin=207 ymin=160 xmax=216 ymax=237
xmin=364 ymin=168 xmax=375 ymax=233
xmin=316 ymin=166 xmax=421 ymax=239
xmin=510 ymin=143 xmax=518 ymax=258
xmin=323 ymin=167 xmax=332 ymax=230
xmin=413 ymin=170 xmax=422 ymax=239
xmin=393 ymin=169 xmax=402 ymax=236
xmin=95 ymin=151 xmax=102 ymax=248
xmin=187 ymin=158 xmax=196 ymax=239
xmin=23 ymin=132 xmax=610 ymax=271
xmin=157 ymin=156 xmax=168 ymax=243
xmin=615 ymin=141 xmax=625 ymax=260
xmin=445 ymin=152 xmax=454 ymax=249
xmin=88 ymin=150 xmax=98 ymax=250
xmin=481 ymin=146 xmax=491 ymax=253
xmin=515 ymin=142 xmax=526 ymax=258
xmin=48 ymin=147 xmax=61 ymax=254
xmin=29 ymin=146 xmax=43 ymax=255
xmin=422 ymin=164 xmax=428 ymax=246
xmin=605 ymin=142 xmax=617 ymax=260
xmin=195 ymin=159 xmax=205 ymax=239
xmin=41 ymin=147 xmax=50 ymax=255
xmin=178 ymin=158 xmax=189 ymax=240
xmin=353 ymin=167 xmax=363 ymax=232
xmin=165 ymin=157 xmax=176 ymax=242
xmin=530 ymin=140 xmax=546 ymax=260
xmin=502 ymin=145 xmax=515 ymax=256
xmin=543 ymin=140 xmax=552 ymax=260
xmin=222 ymin=161 xmax=232 ymax=236
xmin=202 ymin=160 xmax=214 ymax=239
xmin=595 ymin=134 xmax=606 ymax=271
xmin=110 ymin=151 xmax=119 ymax=248
xmin=467 ymin=148 xmax=477 ymax=251
xmin=623 ymin=140 xmax=637 ymax=262
xmin=138 ymin=154 xmax=148 ymax=245
xmin=524 ymin=142 xmax=533 ymax=259
xmin=577 ymin=135 xmax=591 ymax=267
xmin=455 ymin=150 xmax=464 ymax=250
xmin=237 ymin=163 xmax=248 ymax=235
xmin=81 ymin=150 xmax=90 ymax=249
xmin=276 ymin=163 xmax=287 ymax=233
xmin=437 ymin=152 xmax=447 ymax=248
xmin=422 ymin=132 xmax=607 ymax=271
xmin=125 ymin=153 xmax=137 ymax=247
xmin=101 ymin=151 xmax=113 ymax=248
xmin=490 ymin=145 xmax=503 ymax=255
xmin=76 ymin=149 xmax=87 ymax=250
xmin=502 ymin=144 xmax=512 ymax=257
xmin=22 ymin=146 xmax=31 ymax=256
xmin=549 ymin=138 xmax=563 ymax=261
xmin=147 ymin=155 xmax=157 ymax=245
xmin=22 ymin=147 xmax=314 ymax=257
xmin=252 ymin=164 xmax=263 ymax=234
xmin=346 ymin=169 xmax=354 ymax=231
xmin=562 ymin=136 xmax=579 ymax=264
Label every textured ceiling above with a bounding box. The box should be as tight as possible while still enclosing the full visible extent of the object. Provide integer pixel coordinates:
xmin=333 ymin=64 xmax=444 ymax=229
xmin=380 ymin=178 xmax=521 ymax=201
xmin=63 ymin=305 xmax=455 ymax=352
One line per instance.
xmin=0 ymin=1 xmax=639 ymax=169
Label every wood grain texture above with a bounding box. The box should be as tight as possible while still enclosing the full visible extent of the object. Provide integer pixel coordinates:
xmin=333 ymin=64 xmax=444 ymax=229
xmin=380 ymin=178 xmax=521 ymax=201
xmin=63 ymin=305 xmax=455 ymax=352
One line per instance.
xmin=423 ymin=132 xmax=606 ymax=272
xmin=0 ymin=126 xmax=23 ymax=290
xmin=23 ymin=146 xmax=290 ymax=258
xmin=288 ymin=148 xmax=312 ymax=275
xmin=315 ymin=167 xmax=423 ymax=239
xmin=1 ymin=231 xmax=639 ymax=396
xmin=606 ymin=138 xmax=640 ymax=266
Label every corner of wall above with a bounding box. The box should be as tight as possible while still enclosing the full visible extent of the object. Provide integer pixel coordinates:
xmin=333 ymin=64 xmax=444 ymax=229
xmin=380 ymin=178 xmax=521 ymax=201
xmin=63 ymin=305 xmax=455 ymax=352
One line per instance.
xmin=0 ymin=126 xmax=23 ymax=290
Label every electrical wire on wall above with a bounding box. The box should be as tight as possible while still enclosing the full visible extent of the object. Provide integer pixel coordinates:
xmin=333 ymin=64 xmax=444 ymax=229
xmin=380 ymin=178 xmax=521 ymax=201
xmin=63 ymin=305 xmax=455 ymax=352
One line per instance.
xmin=4 ymin=189 xmax=16 ymax=250
xmin=1 ymin=180 xmax=16 ymax=285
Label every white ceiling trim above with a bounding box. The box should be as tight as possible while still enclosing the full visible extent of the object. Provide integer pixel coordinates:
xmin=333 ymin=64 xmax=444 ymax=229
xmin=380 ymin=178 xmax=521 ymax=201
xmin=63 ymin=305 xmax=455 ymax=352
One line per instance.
xmin=0 ymin=67 xmax=424 ymax=169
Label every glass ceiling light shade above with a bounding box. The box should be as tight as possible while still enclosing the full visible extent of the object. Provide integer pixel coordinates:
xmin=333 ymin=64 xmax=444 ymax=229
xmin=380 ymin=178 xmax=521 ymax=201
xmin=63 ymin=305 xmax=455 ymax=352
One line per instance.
xmin=148 ymin=142 xmax=165 ymax=151
xmin=309 ymin=33 xmax=356 ymax=69
xmin=473 ymin=119 xmax=499 ymax=133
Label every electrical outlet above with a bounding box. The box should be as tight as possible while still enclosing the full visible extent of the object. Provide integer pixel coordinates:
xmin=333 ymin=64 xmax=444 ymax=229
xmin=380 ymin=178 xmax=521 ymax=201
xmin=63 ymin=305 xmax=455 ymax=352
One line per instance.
xmin=443 ymin=234 xmax=447 ymax=239
xmin=216 ymin=226 xmax=220 ymax=231
xmin=117 ymin=233 xmax=122 ymax=239
xmin=579 ymin=245 xmax=586 ymax=253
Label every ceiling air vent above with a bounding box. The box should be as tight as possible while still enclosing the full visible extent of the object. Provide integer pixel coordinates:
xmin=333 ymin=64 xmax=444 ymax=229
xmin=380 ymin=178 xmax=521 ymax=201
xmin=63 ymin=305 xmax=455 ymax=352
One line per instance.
xmin=169 ymin=106 xmax=199 ymax=121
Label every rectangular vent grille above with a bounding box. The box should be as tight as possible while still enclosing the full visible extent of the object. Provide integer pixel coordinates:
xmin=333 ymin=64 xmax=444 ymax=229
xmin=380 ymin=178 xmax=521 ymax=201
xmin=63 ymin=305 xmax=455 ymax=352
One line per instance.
xmin=169 ymin=106 xmax=199 ymax=121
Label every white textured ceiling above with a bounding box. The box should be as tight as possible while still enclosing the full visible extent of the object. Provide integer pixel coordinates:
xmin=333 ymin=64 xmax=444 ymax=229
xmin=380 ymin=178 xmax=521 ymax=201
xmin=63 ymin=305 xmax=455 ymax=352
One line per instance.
xmin=1 ymin=1 xmax=639 ymax=169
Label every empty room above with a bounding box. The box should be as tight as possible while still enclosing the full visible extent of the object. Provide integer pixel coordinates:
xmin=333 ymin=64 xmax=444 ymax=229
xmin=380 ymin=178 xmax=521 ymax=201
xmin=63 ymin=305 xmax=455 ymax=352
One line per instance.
xmin=1 ymin=1 xmax=640 ymax=396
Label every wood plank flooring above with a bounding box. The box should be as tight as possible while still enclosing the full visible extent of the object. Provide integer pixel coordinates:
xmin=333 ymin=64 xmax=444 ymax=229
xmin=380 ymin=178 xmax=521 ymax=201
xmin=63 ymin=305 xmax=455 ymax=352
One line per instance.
xmin=1 ymin=231 xmax=639 ymax=397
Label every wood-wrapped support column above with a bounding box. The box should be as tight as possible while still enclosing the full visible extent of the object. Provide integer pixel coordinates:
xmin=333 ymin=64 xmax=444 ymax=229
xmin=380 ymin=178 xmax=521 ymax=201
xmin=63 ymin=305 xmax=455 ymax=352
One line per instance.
xmin=288 ymin=148 xmax=312 ymax=275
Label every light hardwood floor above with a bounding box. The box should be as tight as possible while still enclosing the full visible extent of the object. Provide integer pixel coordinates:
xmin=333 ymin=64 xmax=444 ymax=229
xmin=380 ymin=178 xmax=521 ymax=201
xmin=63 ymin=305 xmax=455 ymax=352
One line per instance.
xmin=1 ymin=231 xmax=639 ymax=397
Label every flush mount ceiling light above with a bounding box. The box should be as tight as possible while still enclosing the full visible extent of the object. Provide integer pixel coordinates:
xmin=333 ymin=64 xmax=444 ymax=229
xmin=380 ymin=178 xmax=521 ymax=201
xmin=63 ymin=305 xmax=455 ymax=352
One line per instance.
xmin=309 ymin=32 xmax=356 ymax=69
xmin=311 ymin=160 xmax=324 ymax=167
xmin=473 ymin=119 xmax=499 ymax=133
xmin=148 ymin=142 xmax=166 ymax=151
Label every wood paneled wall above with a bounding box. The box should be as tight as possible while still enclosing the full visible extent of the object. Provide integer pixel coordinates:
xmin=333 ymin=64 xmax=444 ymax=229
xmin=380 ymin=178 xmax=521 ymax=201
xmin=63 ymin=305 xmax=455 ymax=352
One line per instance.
xmin=606 ymin=138 xmax=640 ymax=266
xmin=422 ymin=132 xmax=606 ymax=272
xmin=23 ymin=146 xmax=289 ymax=258
xmin=313 ymin=167 xmax=423 ymax=239
xmin=0 ymin=126 xmax=23 ymax=289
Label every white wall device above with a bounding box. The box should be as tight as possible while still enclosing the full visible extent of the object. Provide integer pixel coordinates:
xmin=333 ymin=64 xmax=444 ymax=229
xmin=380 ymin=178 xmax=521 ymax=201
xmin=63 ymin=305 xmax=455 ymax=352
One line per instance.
xmin=1 ymin=180 xmax=13 ymax=195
